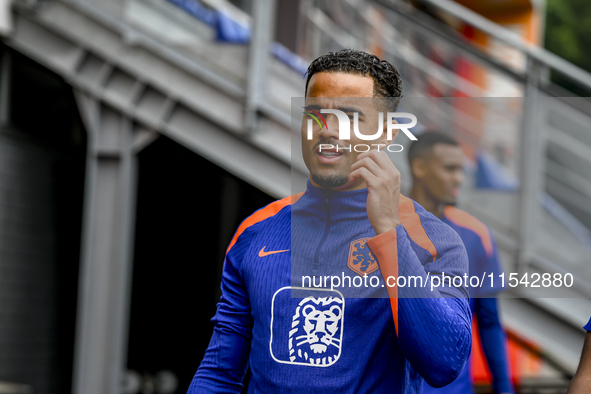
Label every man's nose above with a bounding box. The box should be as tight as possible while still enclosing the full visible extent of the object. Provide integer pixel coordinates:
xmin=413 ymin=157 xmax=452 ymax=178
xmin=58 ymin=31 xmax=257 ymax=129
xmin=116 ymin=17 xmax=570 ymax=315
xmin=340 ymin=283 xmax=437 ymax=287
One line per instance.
xmin=455 ymin=170 xmax=464 ymax=185
xmin=318 ymin=114 xmax=342 ymax=140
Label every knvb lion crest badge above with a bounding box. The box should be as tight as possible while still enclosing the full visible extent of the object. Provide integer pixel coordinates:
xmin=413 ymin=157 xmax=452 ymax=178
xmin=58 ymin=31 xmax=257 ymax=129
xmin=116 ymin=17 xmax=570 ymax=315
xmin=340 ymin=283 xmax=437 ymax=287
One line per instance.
xmin=347 ymin=238 xmax=378 ymax=276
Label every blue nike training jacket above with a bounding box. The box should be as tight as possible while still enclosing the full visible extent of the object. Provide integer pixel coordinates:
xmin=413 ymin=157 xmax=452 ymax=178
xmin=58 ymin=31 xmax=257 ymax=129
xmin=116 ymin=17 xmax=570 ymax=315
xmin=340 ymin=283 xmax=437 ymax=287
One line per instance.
xmin=188 ymin=181 xmax=472 ymax=393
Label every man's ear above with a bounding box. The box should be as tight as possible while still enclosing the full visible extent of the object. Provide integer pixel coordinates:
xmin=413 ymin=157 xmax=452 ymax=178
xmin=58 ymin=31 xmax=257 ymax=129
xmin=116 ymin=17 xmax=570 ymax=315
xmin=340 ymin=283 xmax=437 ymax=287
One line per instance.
xmin=380 ymin=117 xmax=398 ymax=147
xmin=411 ymin=158 xmax=427 ymax=179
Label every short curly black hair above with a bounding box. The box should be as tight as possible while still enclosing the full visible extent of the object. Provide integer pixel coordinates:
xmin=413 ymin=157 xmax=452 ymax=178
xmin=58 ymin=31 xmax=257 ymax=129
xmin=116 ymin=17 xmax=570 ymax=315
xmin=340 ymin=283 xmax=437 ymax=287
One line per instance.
xmin=305 ymin=49 xmax=403 ymax=110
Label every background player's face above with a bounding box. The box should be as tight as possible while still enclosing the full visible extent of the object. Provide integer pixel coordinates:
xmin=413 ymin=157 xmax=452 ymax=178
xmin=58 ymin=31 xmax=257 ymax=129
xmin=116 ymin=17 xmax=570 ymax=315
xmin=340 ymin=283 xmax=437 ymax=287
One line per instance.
xmin=417 ymin=143 xmax=464 ymax=205
xmin=302 ymin=72 xmax=391 ymax=190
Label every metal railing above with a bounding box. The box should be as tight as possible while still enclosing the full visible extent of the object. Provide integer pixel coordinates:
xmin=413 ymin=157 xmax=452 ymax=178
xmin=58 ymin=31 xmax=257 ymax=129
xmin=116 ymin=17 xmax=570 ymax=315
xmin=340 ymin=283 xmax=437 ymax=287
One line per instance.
xmin=296 ymin=0 xmax=591 ymax=278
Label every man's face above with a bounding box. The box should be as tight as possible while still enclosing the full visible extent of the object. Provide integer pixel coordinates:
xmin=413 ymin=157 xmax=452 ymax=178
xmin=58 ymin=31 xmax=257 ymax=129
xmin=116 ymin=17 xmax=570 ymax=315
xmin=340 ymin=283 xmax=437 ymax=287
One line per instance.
xmin=302 ymin=72 xmax=393 ymax=191
xmin=416 ymin=143 xmax=464 ymax=205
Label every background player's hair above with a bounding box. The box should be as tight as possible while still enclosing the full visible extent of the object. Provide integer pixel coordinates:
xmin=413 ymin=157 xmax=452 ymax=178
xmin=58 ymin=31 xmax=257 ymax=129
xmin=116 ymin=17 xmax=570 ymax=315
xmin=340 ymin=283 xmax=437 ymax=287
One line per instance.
xmin=304 ymin=49 xmax=403 ymax=111
xmin=407 ymin=131 xmax=459 ymax=168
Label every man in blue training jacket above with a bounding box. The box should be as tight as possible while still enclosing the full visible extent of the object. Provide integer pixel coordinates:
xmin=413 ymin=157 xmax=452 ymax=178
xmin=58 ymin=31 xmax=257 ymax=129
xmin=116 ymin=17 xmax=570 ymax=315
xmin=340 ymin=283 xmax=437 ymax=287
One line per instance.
xmin=188 ymin=49 xmax=472 ymax=393
xmin=407 ymin=131 xmax=513 ymax=394
xmin=567 ymin=317 xmax=591 ymax=393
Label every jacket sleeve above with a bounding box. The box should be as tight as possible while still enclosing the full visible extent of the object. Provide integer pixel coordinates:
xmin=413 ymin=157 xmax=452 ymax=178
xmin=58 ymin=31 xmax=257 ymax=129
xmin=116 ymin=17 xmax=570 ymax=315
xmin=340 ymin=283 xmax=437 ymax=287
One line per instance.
xmin=476 ymin=297 xmax=514 ymax=393
xmin=187 ymin=228 xmax=256 ymax=394
xmin=474 ymin=230 xmax=514 ymax=393
xmin=367 ymin=215 xmax=472 ymax=388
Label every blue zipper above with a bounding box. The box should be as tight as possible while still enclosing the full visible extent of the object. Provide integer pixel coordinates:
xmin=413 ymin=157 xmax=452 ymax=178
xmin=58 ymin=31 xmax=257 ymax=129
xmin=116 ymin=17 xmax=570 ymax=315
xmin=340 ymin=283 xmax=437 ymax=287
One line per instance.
xmin=312 ymin=190 xmax=332 ymax=275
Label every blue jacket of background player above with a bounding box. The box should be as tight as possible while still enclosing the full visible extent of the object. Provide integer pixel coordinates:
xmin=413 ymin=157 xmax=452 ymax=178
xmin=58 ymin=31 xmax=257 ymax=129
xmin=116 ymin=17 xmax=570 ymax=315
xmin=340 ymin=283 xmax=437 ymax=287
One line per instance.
xmin=424 ymin=205 xmax=513 ymax=394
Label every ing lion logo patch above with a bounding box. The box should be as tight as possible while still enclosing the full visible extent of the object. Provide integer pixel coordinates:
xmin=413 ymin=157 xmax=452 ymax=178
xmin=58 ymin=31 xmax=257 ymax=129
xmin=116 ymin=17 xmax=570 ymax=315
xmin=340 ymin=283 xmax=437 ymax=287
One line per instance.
xmin=347 ymin=238 xmax=379 ymax=276
xmin=270 ymin=287 xmax=344 ymax=367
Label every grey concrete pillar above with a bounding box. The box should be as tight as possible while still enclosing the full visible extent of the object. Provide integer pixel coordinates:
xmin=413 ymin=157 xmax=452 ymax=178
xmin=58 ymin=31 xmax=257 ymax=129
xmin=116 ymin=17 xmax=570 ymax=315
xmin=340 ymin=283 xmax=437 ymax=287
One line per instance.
xmin=72 ymin=92 xmax=138 ymax=394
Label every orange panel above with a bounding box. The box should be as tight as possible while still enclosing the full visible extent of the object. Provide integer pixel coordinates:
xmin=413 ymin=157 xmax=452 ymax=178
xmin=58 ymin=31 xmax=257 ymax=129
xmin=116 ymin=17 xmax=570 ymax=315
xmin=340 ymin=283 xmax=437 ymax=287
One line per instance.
xmin=471 ymin=319 xmax=542 ymax=388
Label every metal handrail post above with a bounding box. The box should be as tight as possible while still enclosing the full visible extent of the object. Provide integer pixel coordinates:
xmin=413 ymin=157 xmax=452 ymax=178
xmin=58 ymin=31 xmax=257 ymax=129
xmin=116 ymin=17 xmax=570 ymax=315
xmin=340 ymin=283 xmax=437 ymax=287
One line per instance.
xmin=246 ymin=0 xmax=277 ymax=134
xmin=518 ymin=56 xmax=544 ymax=272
